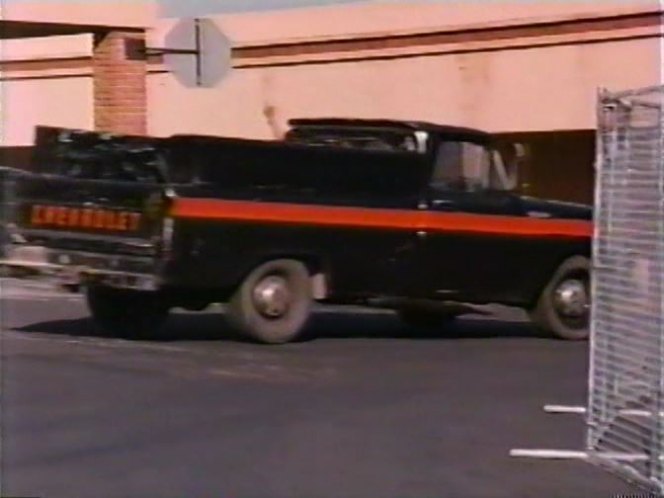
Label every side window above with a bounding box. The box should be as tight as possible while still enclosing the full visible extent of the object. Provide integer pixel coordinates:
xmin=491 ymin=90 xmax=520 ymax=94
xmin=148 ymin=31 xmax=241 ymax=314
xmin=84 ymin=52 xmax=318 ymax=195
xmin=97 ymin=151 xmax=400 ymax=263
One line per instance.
xmin=431 ymin=141 xmax=462 ymax=189
xmin=490 ymin=148 xmax=519 ymax=191
xmin=431 ymin=141 xmax=493 ymax=192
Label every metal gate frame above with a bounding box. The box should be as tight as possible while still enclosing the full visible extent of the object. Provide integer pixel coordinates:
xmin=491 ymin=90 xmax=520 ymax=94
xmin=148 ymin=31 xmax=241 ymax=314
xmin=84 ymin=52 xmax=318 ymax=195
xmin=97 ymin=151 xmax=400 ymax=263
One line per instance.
xmin=510 ymin=85 xmax=664 ymax=497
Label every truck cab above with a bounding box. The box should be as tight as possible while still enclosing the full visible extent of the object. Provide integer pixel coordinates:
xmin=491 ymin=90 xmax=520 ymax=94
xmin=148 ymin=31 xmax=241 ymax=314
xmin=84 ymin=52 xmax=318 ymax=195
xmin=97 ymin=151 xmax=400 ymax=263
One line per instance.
xmin=286 ymin=119 xmax=591 ymax=332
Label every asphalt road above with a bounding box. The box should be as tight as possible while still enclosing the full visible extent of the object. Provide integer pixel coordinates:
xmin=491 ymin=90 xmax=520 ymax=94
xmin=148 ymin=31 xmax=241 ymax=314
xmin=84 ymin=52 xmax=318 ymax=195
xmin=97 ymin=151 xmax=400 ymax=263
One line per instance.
xmin=0 ymin=278 xmax=641 ymax=498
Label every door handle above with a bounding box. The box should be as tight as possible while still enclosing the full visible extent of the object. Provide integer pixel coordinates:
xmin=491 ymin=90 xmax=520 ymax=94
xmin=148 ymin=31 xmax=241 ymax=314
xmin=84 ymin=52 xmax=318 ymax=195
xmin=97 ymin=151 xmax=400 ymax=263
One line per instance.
xmin=431 ymin=199 xmax=455 ymax=208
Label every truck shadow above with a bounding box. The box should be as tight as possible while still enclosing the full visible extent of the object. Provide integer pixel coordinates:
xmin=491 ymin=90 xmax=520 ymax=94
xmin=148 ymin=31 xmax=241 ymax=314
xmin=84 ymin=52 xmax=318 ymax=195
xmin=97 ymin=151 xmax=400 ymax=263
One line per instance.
xmin=14 ymin=308 xmax=548 ymax=342
xmin=309 ymin=311 xmax=546 ymax=341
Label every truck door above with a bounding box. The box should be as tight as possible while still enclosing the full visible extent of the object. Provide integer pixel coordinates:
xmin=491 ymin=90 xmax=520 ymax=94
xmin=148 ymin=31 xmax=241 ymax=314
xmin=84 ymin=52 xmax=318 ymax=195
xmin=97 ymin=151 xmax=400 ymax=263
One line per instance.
xmin=414 ymin=139 xmax=527 ymax=302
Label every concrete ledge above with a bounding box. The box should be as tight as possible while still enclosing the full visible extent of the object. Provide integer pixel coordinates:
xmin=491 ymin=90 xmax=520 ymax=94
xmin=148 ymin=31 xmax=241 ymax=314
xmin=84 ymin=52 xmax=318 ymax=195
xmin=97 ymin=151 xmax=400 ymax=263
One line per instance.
xmin=0 ymin=263 xmax=48 ymax=279
xmin=0 ymin=245 xmax=51 ymax=279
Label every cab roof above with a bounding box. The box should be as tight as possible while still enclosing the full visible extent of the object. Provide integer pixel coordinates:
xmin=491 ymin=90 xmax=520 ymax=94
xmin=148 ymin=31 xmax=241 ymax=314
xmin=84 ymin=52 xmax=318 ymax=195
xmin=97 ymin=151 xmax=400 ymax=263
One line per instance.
xmin=288 ymin=118 xmax=492 ymax=142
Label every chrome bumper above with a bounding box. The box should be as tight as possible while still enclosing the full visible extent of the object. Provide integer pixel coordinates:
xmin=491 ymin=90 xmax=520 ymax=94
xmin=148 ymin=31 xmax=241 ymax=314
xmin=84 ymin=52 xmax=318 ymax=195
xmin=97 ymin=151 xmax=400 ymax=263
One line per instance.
xmin=0 ymin=244 xmax=161 ymax=291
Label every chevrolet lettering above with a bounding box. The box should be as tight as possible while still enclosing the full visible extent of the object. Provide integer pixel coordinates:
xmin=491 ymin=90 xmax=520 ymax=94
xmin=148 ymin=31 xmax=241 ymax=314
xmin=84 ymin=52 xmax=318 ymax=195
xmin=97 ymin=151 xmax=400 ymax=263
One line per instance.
xmin=29 ymin=205 xmax=141 ymax=232
xmin=3 ymin=121 xmax=593 ymax=344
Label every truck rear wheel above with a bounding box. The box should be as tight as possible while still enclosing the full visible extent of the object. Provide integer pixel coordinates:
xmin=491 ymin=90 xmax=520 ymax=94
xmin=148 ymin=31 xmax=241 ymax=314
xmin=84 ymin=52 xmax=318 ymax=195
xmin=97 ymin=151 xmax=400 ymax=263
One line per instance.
xmin=86 ymin=286 xmax=169 ymax=339
xmin=529 ymin=256 xmax=590 ymax=340
xmin=226 ymin=259 xmax=313 ymax=344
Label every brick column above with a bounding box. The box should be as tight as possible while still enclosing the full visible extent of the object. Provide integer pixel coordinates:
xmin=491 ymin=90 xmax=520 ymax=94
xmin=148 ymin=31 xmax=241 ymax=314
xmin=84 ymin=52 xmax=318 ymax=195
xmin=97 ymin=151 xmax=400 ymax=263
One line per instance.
xmin=93 ymin=30 xmax=147 ymax=135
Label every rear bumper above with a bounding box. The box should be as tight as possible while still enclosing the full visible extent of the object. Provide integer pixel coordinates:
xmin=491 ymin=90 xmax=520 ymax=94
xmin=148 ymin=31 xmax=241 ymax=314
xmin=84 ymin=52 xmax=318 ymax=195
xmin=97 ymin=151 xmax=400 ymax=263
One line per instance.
xmin=1 ymin=244 xmax=161 ymax=291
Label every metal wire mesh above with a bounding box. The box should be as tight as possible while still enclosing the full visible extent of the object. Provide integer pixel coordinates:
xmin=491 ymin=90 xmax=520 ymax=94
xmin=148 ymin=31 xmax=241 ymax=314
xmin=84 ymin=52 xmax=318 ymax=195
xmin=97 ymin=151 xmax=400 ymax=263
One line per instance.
xmin=588 ymin=85 xmax=664 ymax=494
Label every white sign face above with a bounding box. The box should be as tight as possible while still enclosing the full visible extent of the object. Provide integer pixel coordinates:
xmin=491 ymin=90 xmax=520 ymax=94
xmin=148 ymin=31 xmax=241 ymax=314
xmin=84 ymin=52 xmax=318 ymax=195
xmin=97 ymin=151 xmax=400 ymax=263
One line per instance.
xmin=164 ymin=18 xmax=232 ymax=89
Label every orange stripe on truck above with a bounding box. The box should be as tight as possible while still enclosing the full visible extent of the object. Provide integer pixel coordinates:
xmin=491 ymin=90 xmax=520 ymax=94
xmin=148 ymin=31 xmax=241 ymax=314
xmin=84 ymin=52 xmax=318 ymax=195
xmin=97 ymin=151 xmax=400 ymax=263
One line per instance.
xmin=170 ymin=198 xmax=592 ymax=239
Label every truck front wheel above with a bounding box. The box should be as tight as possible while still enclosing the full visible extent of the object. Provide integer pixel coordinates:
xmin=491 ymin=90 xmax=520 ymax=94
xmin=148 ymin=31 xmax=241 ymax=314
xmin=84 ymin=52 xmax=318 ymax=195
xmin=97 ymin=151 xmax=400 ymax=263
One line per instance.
xmin=86 ymin=286 xmax=169 ymax=338
xmin=529 ymin=256 xmax=590 ymax=340
xmin=226 ymin=259 xmax=313 ymax=344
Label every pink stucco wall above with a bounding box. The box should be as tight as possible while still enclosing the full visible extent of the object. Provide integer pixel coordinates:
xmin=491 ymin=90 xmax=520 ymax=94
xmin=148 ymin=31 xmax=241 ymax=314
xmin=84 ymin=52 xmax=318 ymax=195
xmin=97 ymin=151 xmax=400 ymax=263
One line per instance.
xmin=2 ymin=78 xmax=93 ymax=146
xmin=0 ymin=1 xmax=661 ymax=146
xmin=1 ymin=34 xmax=93 ymax=146
xmin=148 ymin=2 xmax=662 ymax=138
xmin=0 ymin=1 xmax=154 ymax=29
xmin=1 ymin=1 xmax=153 ymax=145
xmin=189 ymin=0 xmax=659 ymax=46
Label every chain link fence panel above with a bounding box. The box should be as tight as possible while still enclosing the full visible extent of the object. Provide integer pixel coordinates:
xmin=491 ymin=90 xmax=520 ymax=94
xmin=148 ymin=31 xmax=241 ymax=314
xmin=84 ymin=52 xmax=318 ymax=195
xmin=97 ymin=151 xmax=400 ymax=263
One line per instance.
xmin=589 ymin=85 xmax=664 ymax=495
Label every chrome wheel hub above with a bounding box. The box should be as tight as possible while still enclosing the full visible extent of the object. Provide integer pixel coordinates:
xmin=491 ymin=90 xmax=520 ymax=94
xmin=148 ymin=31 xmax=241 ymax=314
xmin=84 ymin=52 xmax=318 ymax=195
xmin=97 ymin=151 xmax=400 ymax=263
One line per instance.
xmin=252 ymin=275 xmax=292 ymax=318
xmin=553 ymin=279 xmax=589 ymax=318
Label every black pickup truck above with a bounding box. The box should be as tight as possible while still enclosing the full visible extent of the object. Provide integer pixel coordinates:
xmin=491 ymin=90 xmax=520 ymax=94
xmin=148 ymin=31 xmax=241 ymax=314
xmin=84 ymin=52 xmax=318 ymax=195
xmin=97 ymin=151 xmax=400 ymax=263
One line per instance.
xmin=2 ymin=119 xmax=592 ymax=343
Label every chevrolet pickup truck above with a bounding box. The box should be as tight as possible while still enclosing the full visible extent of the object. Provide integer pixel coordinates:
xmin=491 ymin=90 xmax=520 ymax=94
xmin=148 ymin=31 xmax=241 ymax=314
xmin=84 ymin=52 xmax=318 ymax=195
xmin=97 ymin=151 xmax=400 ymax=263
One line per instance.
xmin=2 ymin=119 xmax=593 ymax=343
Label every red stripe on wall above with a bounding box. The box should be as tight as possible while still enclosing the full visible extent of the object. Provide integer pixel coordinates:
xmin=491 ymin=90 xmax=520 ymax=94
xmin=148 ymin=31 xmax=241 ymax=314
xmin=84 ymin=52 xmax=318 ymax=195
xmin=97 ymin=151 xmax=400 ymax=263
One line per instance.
xmin=170 ymin=198 xmax=592 ymax=238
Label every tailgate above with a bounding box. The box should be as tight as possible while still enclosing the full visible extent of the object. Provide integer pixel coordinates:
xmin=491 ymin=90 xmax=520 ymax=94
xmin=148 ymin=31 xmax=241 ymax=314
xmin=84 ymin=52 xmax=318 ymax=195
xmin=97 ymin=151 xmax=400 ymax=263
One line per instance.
xmin=3 ymin=127 xmax=171 ymax=288
xmin=5 ymin=175 xmax=169 ymax=289
xmin=13 ymin=175 xmax=166 ymax=255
